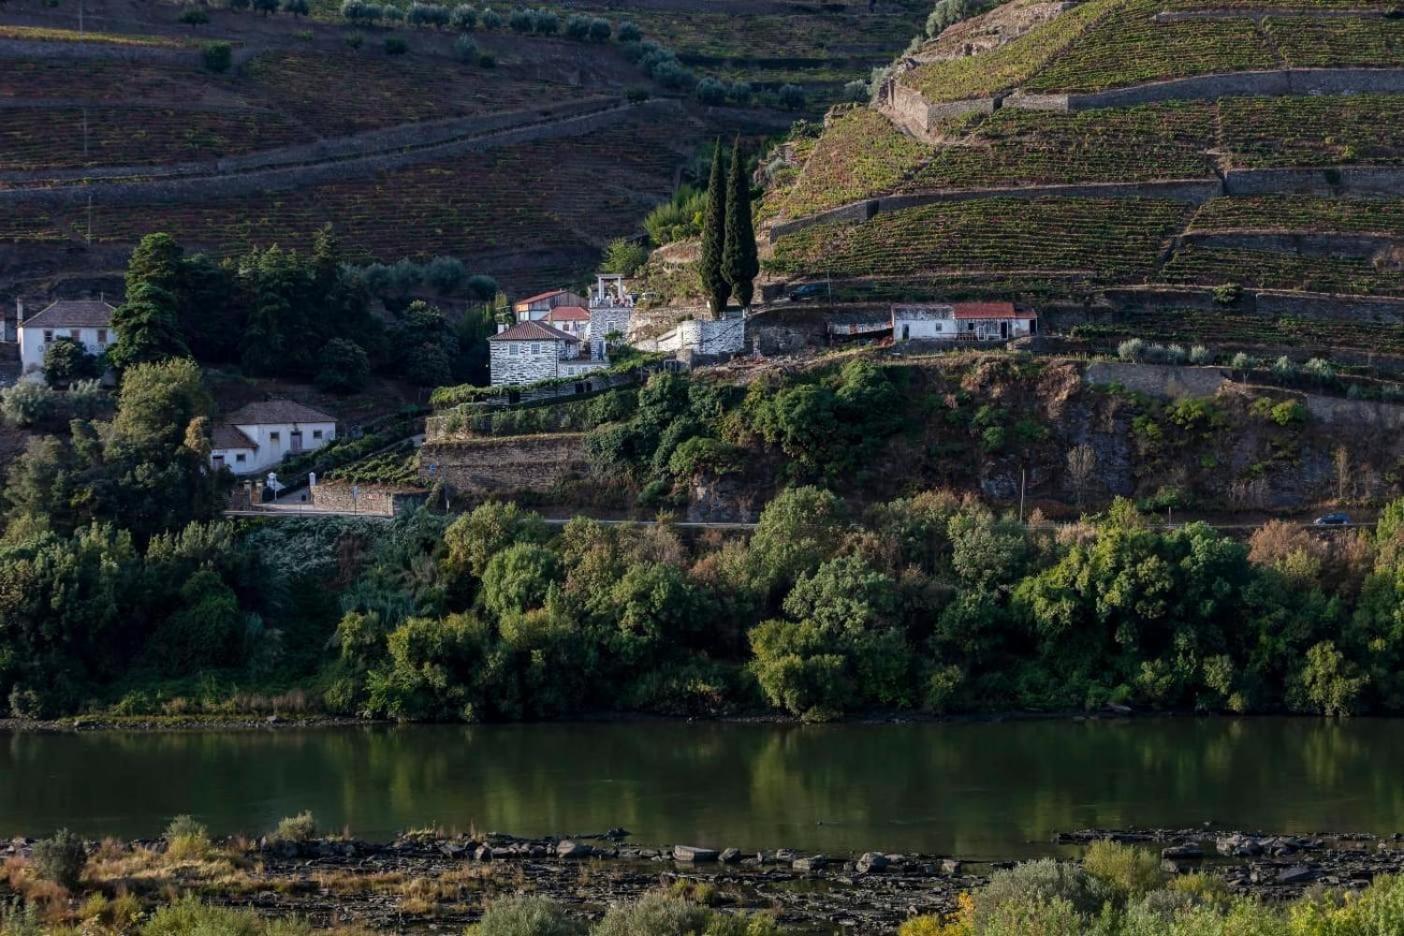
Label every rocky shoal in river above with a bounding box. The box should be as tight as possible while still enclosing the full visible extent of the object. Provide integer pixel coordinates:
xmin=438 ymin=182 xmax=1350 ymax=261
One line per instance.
xmin=7 ymin=827 xmax=1404 ymax=933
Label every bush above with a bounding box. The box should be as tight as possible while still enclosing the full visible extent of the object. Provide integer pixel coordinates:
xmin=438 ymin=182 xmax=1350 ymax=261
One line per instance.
xmin=588 ymin=17 xmax=611 ymax=40
xmin=201 ymin=40 xmax=233 ymax=72
xmin=32 ymin=829 xmax=86 ymax=890
xmin=777 ymin=84 xmax=805 ymax=110
xmin=565 ymin=13 xmax=589 ymax=38
xmin=1230 ymin=351 xmax=1254 ymax=370
xmin=142 ymin=897 xmax=271 ymax=936
xmin=450 ymin=3 xmax=477 ymax=29
xmin=695 ymin=77 xmax=728 ymax=105
xmin=617 ymin=20 xmax=640 ymax=41
xmin=1303 ymin=357 xmax=1335 ymax=383
xmin=1291 ymin=640 xmax=1368 ymax=716
xmin=164 ymin=815 xmax=211 ymax=860
xmin=0 ymin=381 xmax=58 ymax=427
xmin=1116 ymin=338 xmax=1144 ymax=362
xmin=468 ymin=896 xmax=585 ymax=936
xmin=1188 ymin=344 xmax=1212 ymax=365
xmin=601 ymin=238 xmax=649 ymax=276
xmin=270 ymin=811 xmax=318 ymax=843
xmin=316 ymin=338 xmax=370 ymax=393
xmin=1271 ymin=355 xmax=1296 ymax=378
xmin=180 ymin=7 xmax=210 ymax=26
xmin=508 ymin=7 xmax=535 ymax=30
xmin=481 ymin=7 xmax=502 ymax=28
xmin=592 ymin=892 xmax=712 ymax=936
xmin=285 ymin=0 xmax=311 ymax=13
xmin=478 ymin=50 xmax=496 ymax=66
xmin=972 ymin=859 xmax=1110 ymax=927
xmin=454 ymin=34 xmax=479 ymax=61
xmin=842 ymin=78 xmax=869 ymax=102
xmin=384 ymin=35 xmax=408 ymax=54
xmin=534 ymin=8 xmax=559 ymax=33
xmin=345 ymin=32 xmax=365 ymax=48
xmin=1082 ymin=841 xmax=1163 ymax=899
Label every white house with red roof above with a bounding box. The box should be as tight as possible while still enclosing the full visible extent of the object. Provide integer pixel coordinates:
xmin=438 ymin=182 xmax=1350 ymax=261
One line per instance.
xmin=891 ymin=302 xmax=1037 ymax=342
xmin=209 ymin=399 xmax=337 ymax=475
xmin=488 ymin=320 xmax=609 ymax=387
xmin=511 ymin=289 xmax=589 ymax=323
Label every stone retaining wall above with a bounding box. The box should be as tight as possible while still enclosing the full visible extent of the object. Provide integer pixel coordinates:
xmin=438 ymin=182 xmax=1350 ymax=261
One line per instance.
xmin=419 ymin=433 xmax=590 ymax=498
xmin=310 ymin=481 xmax=429 ymax=517
xmin=1223 ymin=166 xmax=1404 ymax=198
xmin=1180 ymin=231 xmax=1399 ymax=258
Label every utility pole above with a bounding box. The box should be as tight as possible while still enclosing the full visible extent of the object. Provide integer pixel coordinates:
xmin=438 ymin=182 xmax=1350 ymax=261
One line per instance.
xmin=1019 ymin=468 xmax=1027 ymax=525
xmin=85 ymin=195 xmax=93 ymax=246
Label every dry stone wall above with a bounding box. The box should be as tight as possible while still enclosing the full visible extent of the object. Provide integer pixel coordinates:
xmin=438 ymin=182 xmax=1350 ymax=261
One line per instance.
xmin=310 ymin=481 xmax=428 ymax=516
xmin=419 ymin=433 xmax=590 ymax=497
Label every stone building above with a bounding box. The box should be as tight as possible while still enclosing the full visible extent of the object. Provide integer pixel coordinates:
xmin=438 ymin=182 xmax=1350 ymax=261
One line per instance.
xmin=488 ymin=321 xmax=608 ymax=387
xmin=892 ymin=302 xmax=1037 ymax=342
xmin=587 ymin=274 xmax=635 ymax=357
xmin=512 ymin=289 xmax=589 ymax=322
xmin=543 ymin=305 xmax=591 ymax=339
xmin=16 ymin=298 xmax=114 ymax=381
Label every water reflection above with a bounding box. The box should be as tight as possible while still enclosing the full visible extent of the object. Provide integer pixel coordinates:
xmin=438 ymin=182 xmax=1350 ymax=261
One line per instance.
xmin=2 ymin=718 xmax=1402 ymax=858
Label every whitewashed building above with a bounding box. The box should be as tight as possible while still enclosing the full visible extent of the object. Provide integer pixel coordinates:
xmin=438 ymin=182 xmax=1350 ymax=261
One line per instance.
xmin=543 ymin=305 xmax=591 ymax=339
xmin=16 ymin=299 xmax=115 ymax=381
xmin=209 ymin=399 xmax=337 ymax=475
xmin=892 ymin=302 xmax=1037 ymax=342
xmin=488 ymin=320 xmax=608 ymax=387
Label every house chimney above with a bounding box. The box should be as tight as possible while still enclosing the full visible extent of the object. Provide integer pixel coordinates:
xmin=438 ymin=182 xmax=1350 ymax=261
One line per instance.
xmin=15 ymin=298 xmax=23 ymax=325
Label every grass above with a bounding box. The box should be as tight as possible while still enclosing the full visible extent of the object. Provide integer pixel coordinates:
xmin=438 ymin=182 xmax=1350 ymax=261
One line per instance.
xmin=905 ymin=0 xmax=1124 ymax=102
xmin=0 ymin=24 xmax=186 ymax=46
xmin=766 ymin=196 xmax=1191 ymax=283
xmin=770 ymin=108 xmax=930 ymax=218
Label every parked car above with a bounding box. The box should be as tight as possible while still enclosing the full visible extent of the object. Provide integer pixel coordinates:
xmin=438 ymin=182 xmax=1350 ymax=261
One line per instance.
xmin=1313 ymin=512 xmax=1351 ymax=526
xmin=786 ymin=282 xmax=828 ymax=302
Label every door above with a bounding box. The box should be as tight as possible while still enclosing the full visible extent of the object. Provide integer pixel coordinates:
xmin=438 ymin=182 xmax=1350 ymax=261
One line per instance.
xmin=290 ymin=430 xmax=304 ymax=453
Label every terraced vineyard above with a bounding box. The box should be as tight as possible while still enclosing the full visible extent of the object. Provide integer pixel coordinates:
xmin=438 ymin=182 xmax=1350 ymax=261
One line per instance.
xmin=1219 ymin=95 xmax=1404 ymax=169
xmin=1190 ymin=197 xmax=1404 ymax=235
xmin=1075 ymin=310 xmax=1404 ymax=355
xmin=1262 ymin=15 xmax=1404 ymax=68
xmin=905 ymin=103 xmax=1216 ymax=189
xmin=770 ymin=108 xmax=930 ymax=219
xmin=1159 ymin=245 xmax=1404 ymax=296
xmin=767 ymin=197 xmax=1190 ymax=281
xmin=3 ymin=118 xmax=689 ymax=262
xmin=0 ymin=107 xmax=313 ymax=171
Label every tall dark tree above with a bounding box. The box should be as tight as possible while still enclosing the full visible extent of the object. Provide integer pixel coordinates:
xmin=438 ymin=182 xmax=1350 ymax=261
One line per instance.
xmin=110 ymin=282 xmax=189 ymax=370
xmin=721 ymin=137 xmax=759 ymax=310
xmin=698 ymin=141 xmax=730 ymax=315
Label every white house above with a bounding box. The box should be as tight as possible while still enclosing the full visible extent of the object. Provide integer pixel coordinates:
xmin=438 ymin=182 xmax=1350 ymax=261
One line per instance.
xmin=543 ymin=304 xmax=591 ymax=339
xmin=209 ymin=399 xmax=337 ymax=475
xmin=16 ymin=298 xmax=115 ymax=381
xmin=892 ymin=302 xmax=1037 ymax=342
xmin=488 ymin=320 xmax=608 ymax=387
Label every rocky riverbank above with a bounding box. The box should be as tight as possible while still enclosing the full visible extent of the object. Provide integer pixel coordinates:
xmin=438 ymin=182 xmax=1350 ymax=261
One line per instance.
xmin=7 ymin=826 xmax=1404 ymax=933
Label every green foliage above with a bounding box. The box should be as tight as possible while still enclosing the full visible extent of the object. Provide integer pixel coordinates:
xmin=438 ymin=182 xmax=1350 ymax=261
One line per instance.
xmin=270 ymin=811 xmax=317 ymax=843
xmin=201 ymin=40 xmax=232 ymax=72
xmin=31 ymin=829 xmax=86 ymax=890
xmin=384 ymin=36 xmax=408 ymax=54
xmin=315 ymin=338 xmax=370 ymax=393
xmin=1290 ymin=640 xmax=1369 ymax=716
xmin=973 ymin=860 xmax=1111 ymax=929
xmin=721 ymin=138 xmax=759 ymax=308
xmin=468 ymin=896 xmax=586 ymax=936
xmin=644 ymin=186 xmax=706 ymax=246
xmin=42 ymin=337 xmax=101 ymax=386
xmin=164 ymin=814 xmax=211 ymax=860
xmin=699 ymin=143 xmax=730 ymax=314
xmin=1082 ymin=842 xmax=1163 ymax=900
xmin=602 ymin=238 xmax=649 ymax=276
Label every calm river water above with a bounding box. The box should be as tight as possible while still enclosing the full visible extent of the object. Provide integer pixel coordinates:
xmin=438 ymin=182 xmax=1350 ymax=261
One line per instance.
xmin=3 ymin=718 xmax=1403 ymax=858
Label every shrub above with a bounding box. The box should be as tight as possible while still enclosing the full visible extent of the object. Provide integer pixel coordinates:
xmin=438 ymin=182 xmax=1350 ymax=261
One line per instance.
xmin=270 ymin=811 xmax=317 ymax=843
xmin=1117 ymin=338 xmax=1144 ymax=362
xmin=481 ymin=7 xmax=502 ymax=28
xmin=602 ymin=238 xmax=649 ymax=276
xmin=508 ymin=7 xmax=534 ymax=31
xmin=777 ymin=83 xmax=806 ymax=110
xmin=450 ymin=3 xmax=477 ymax=29
xmin=180 ymin=7 xmax=210 ymax=26
xmin=842 ymin=78 xmax=869 ymax=102
xmin=315 ymin=338 xmax=370 ymax=393
xmin=617 ymin=19 xmax=640 ymax=41
xmin=1271 ymin=355 xmax=1296 ymax=378
xmin=1268 ymin=400 xmax=1306 ymax=427
xmin=588 ymin=16 xmax=610 ymax=40
xmin=478 ymin=50 xmax=496 ymax=66
xmin=164 ymin=815 xmax=211 ymax=860
xmin=384 ymin=35 xmax=408 ymax=54
xmin=0 ymin=381 xmax=58 ymax=427
xmin=1082 ymin=841 xmax=1163 ymax=899
xmin=345 ymin=32 xmax=364 ymax=49
xmin=1212 ymin=282 xmax=1242 ymax=305
xmin=468 ymin=896 xmax=586 ymax=936
xmin=284 ymin=0 xmax=310 ymax=13
xmin=453 ymin=34 xmax=478 ymax=61
xmin=1291 ymin=640 xmax=1368 ymax=716
xmin=972 ymin=859 xmax=1110 ymax=927
xmin=592 ymin=892 xmax=712 ymax=936
xmin=142 ymin=897 xmax=270 ymax=936
xmin=1302 ymin=357 xmax=1335 ymax=383
xmin=1188 ymin=344 xmax=1212 ymax=365
xmin=565 ymin=13 xmax=589 ymax=38
xmin=1230 ymin=351 xmax=1254 ymax=370
xmin=695 ymin=77 xmax=728 ymax=105
xmin=32 ymin=829 xmax=87 ymax=890
xmin=201 ymin=40 xmax=233 ymax=72
xmin=534 ymin=9 xmax=558 ymax=33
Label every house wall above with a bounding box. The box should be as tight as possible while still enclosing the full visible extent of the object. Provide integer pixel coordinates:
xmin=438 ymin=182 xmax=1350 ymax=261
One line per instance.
xmin=18 ymin=324 xmax=112 ymax=379
xmin=490 ymin=340 xmax=563 ymax=386
xmin=232 ymin=420 xmax=337 ymax=475
xmin=210 ymin=446 xmax=257 ymax=474
xmin=637 ymin=319 xmax=746 ymax=355
xmin=893 ymin=315 xmax=954 ymax=340
xmin=590 ymin=305 xmax=633 ymax=343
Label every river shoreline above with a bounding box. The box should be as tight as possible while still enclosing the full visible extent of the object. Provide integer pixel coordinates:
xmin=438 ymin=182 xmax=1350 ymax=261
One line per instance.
xmin=4 ymin=827 xmax=1404 ymax=934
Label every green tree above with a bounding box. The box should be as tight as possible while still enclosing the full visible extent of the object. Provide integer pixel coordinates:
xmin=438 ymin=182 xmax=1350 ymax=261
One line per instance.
xmin=202 ymin=40 xmax=233 ymax=72
xmin=109 ymin=282 xmax=189 ymax=369
xmin=698 ymin=142 xmax=729 ymax=315
xmin=721 ymin=137 xmax=759 ymax=308
xmin=42 ymin=337 xmax=101 ymax=386
xmin=315 ymin=338 xmax=371 ymax=393
xmin=481 ymin=543 xmax=562 ymax=618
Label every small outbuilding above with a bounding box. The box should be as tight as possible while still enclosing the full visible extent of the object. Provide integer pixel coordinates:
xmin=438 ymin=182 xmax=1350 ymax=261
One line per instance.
xmin=892 ymin=302 xmax=1037 ymax=342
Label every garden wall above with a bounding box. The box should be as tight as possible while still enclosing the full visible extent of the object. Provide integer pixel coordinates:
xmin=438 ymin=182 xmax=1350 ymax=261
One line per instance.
xmin=309 ymin=481 xmax=429 ymax=517
xmin=419 ymin=433 xmax=590 ymax=497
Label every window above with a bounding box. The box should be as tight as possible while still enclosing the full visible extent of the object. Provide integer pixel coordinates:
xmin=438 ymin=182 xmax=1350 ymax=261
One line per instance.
xmin=312 ymin=429 xmax=323 ymax=440
xmin=69 ymin=329 xmax=80 ymax=340
xmin=269 ymin=431 xmax=281 ymax=444
xmin=97 ymin=329 xmax=108 ymax=345
xmin=43 ymin=330 xmax=53 ymax=344
xmin=510 ymin=344 xmax=520 ymax=356
xmin=235 ymin=453 xmax=247 ymax=464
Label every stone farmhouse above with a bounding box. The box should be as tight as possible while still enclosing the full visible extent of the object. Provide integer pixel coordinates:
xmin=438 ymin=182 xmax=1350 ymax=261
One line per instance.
xmin=488 ymin=320 xmax=608 ymax=386
xmin=892 ymin=302 xmax=1037 ymax=342
xmin=209 ymin=399 xmax=337 ymax=475
xmin=512 ymin=289 xmax=590 ymax=322
xmin=16 ymin=298 xmax=114 ymax=381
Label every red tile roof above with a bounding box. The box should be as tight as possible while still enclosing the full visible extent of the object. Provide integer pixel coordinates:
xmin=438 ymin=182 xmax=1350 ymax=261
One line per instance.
xmin=489 ymin=321 xmax=580 ymax=343
xmin=952 ymin=302 xmax=1036 ymax=320
xmin=545 ymin=305 xmax=591 ymax=322
xmin=515 ymin=289 xmax=567 ymax=306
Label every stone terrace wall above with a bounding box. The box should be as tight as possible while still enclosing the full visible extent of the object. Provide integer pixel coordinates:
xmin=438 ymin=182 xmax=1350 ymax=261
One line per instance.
xmin=1084 ymin=361 xmax=1228 ymax=397
xmin=310 ymin=481 xmax=429 ymax=516
xmin=1179 ymin=232 xmax=1398 ymax=259
xmin=419 ymin=433 xmax=590 ymax=497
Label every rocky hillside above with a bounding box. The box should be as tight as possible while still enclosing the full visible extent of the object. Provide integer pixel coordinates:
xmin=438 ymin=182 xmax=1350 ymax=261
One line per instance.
xmin=759 ymin=0 xmax=1404 ymax=354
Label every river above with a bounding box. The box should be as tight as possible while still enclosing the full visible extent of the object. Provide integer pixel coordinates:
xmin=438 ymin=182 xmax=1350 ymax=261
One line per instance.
xmin=3 ymin=717 xmax=1403 ymax=858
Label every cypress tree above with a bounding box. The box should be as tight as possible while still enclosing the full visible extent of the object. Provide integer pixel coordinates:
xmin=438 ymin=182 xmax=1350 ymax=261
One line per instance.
xmin=699 ymin=141 xmax=730 ymax=316
xmin=722 ymin=137 xmax=759 ymax=309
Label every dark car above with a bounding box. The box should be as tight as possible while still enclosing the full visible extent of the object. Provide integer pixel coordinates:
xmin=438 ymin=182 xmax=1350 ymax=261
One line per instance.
xmin=786 ymin=282 xmax=828 ymax=302
xmin=1313 ymin=512 xmax=1351 ymax=526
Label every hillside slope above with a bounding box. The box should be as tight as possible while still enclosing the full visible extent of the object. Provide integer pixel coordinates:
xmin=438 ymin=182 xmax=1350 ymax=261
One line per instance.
xmin=760 ymin=0 xmax=1404 ymax=356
